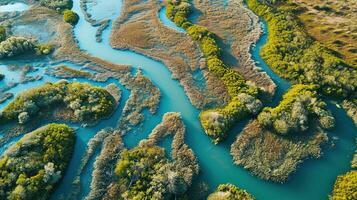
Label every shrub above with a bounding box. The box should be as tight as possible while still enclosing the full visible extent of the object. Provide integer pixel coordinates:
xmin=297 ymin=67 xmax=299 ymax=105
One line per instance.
xmin=36 ymin=44 xmax=54 ymax=55
xmin=63 ymin=10 xmax=79 ymax=25
xmin=0 ymin=36 xmax=36 ymax=58
xmin=0 ymin=81 xmax=116 ymax=125
xmin=0 ymin=124 xmax=76 ymax=199
xmin=0 ymin=74 xmax=4 ymax=81
xmin=37 ymin=0 xmax=73 ymax=10
xmin=208 ymin=184 xmax=255 ymax=200
xmin=331 ymin=171 xmax=357 ymax=200
xmin=246 ymin=0 xmax=357 ymax=99
xmin=257 ymin=84 xmax=335 ymax=135
xmin=166 ymin=0 xmax=262 ymax=143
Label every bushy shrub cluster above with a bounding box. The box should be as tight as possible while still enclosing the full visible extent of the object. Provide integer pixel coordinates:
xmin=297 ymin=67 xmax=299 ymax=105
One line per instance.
xmin=110 ymin=113 xmax=199 ymax=199
xmin=166 ymin=0 xmax=261 ymax=143
xmin=36 ymin=0 xmax=72 ymax=10
xmin=0 ymin=81 xmax=116 ymax=125
xmin=36 ymin=44 xmax=54 ymax=55
xmin=0 ymin=36 xmax=54 ymax=58
xmin=115 ymin=146 xmax=195 ymax=199
xmin=331 ymin=171 xmax=357 ymax=200
xmin=246 ymin=0 xmax=357 ymax=99
xmin=331 ymin=140 xmax=357 ymax=200
xmin=0 ymin=36 xmax=36 ymax=59
xmin=257 ymin=84 xmax=335 ymax=135
xmin=63 ymin=9 xmax=79 ymax=25
xmin=208 ymin=184 xmax=255 ymax=200
xmin=115 ymin=146 xmax=168 ymax=199
xmin=0 ymin=124 xmax=76 ymax=199
xmin=200 ymin=93 xmax=262 ymax=143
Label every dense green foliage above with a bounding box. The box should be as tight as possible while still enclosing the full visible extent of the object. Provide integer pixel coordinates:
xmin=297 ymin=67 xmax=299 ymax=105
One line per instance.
xmin=0 ymin=37 xmax=36 ymax=59
xmin=200 ymin=93 xmax=262 ymax=143
xmin=246 ymin=0 xmax=356 ymax=99
xmin=331 ymin=171 xmax=357 ymax=200
xmin=258 ymin=84 xmax=335 ymax=135
xmin=167 ymin=0 xmax=261 ymax=143
xmin=331 ymin=140 xmax=357 ymax=200
xmin=35 ymin=44 xmax=54 ymax=55
xmin=0 ymin=81 xmax=116 ymax=125
xmin=36 ymin=0 xmax=72 ymax=10
xmin=0 ymin=124 xmax=76 ymax=199
xmin=115 ymin=146 xmax=167 ymax=199
xmin=208 ymin=184 xmax=255 ymax=200
xmin=0 ymin=74 xmax=4 ymax=81
xmin=0 ymin=26 xmax=6 ymax=42
xmin=63 ymin=10 xmax=79 ymax=25
xmin=114 ymin=144 xmax=197 ymax=199
xmin=0 ymin=36 xmax=53 ymax=58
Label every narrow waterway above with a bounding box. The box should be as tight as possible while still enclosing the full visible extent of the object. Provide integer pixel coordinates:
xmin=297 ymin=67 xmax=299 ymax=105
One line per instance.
xmin=0 ymin=1 xmax=356 ymax=200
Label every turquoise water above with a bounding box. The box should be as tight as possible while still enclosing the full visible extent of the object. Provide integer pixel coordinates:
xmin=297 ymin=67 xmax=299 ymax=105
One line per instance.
xmin=0 ymin=1 xmax=356 ymax=200
xmin=0 ymin=2 xmax=28 ymax=12
xmin=251 ymin=21 xmax=291 ymax=104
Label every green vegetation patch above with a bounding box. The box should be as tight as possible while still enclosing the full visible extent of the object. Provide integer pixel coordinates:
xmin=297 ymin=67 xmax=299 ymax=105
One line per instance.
xmin=0 ymin=74 xmax=4 ymax=81
xmin=63 ymin=10 xmax=79 ymax=25
xmin=108 ymin=113 xmax=199 ymax=199
xmin=166 ymin=0 xmax=262 ymax=143
xmin=200 ymin=93 xmax=262 ymax=143
xmin=0 ymin=36 xmax=55 ymax=58
xmin=231 ymin=120 xmax=328 ymax=182
xmin=231 ymin=85 xmax=334 ymax=182
xmin=208 ymin=184 xmax=255 ymax=200
xmin=258 ymin=84 xmax=335 ymax=135
xmin=246 ymin=0 xmax=357 ymax=99
xmin=0 ymin=81 xmax=116 ymax=125
xmin=331 ymin=139 xmax=357 ymax=200
xmin=0 ymin=26 xmax=6 ymax=42
xmin=0 ymin=124 xmax=76 ymax=199
xmin=331 ymin=171 xmax=357 ymax=200
xmin=0 ymin=37 xmax=36 ymax=59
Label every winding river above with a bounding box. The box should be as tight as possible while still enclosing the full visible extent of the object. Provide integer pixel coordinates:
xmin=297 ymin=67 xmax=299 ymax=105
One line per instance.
xmin=0 ymin=0 xmax=356 ymax=200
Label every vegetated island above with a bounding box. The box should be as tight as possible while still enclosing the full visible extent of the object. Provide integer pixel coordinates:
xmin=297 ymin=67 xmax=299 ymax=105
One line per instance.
xmin=330 ymin=141 xmax=357 ymax=200
xmin=0 ymin=124 xmax=76 ymax=199
xmin=208 ymin=184 xmax=255 ymax=200
xmin=231 ymin=84 xmax=334 ymax=182
xmin=0 ymin=80 xmax=117 ymax=127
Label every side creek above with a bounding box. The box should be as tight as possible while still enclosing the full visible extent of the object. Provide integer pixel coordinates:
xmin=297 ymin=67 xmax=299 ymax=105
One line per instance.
xmin=0 ymin=0 xmax=355 ymax=200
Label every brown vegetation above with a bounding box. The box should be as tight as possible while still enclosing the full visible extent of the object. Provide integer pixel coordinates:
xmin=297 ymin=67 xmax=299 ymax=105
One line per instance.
xmin=192 ymin=0 xmax=276 ymax=96
xmin=110 ymin=0 xmax=229 ymax=109
xmin=231 ymin=120 xmax=328 ymax=182
xmin=292 ymin=0 xmax=357 ymax=66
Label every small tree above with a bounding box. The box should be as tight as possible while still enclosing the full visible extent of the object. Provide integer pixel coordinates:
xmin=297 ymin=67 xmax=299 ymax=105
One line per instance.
xmin=63 ymin=10 xmax=79 ymax=25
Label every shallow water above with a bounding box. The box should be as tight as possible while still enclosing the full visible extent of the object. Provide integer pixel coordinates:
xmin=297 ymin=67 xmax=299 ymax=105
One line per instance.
xmin=0 ymin=0 xmax=356 ymax=200
xmin=12 ymin=21 xmax=57 ymax=43
xmin=85 ymin=0 xmax=121 ymax=22
xmin=0 ymin=2 xmax=28 ymax=12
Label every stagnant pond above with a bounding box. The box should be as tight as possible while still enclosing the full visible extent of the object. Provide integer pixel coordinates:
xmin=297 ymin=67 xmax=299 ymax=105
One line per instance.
xmin=0 ymin=0 xmax=356 ymax=200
